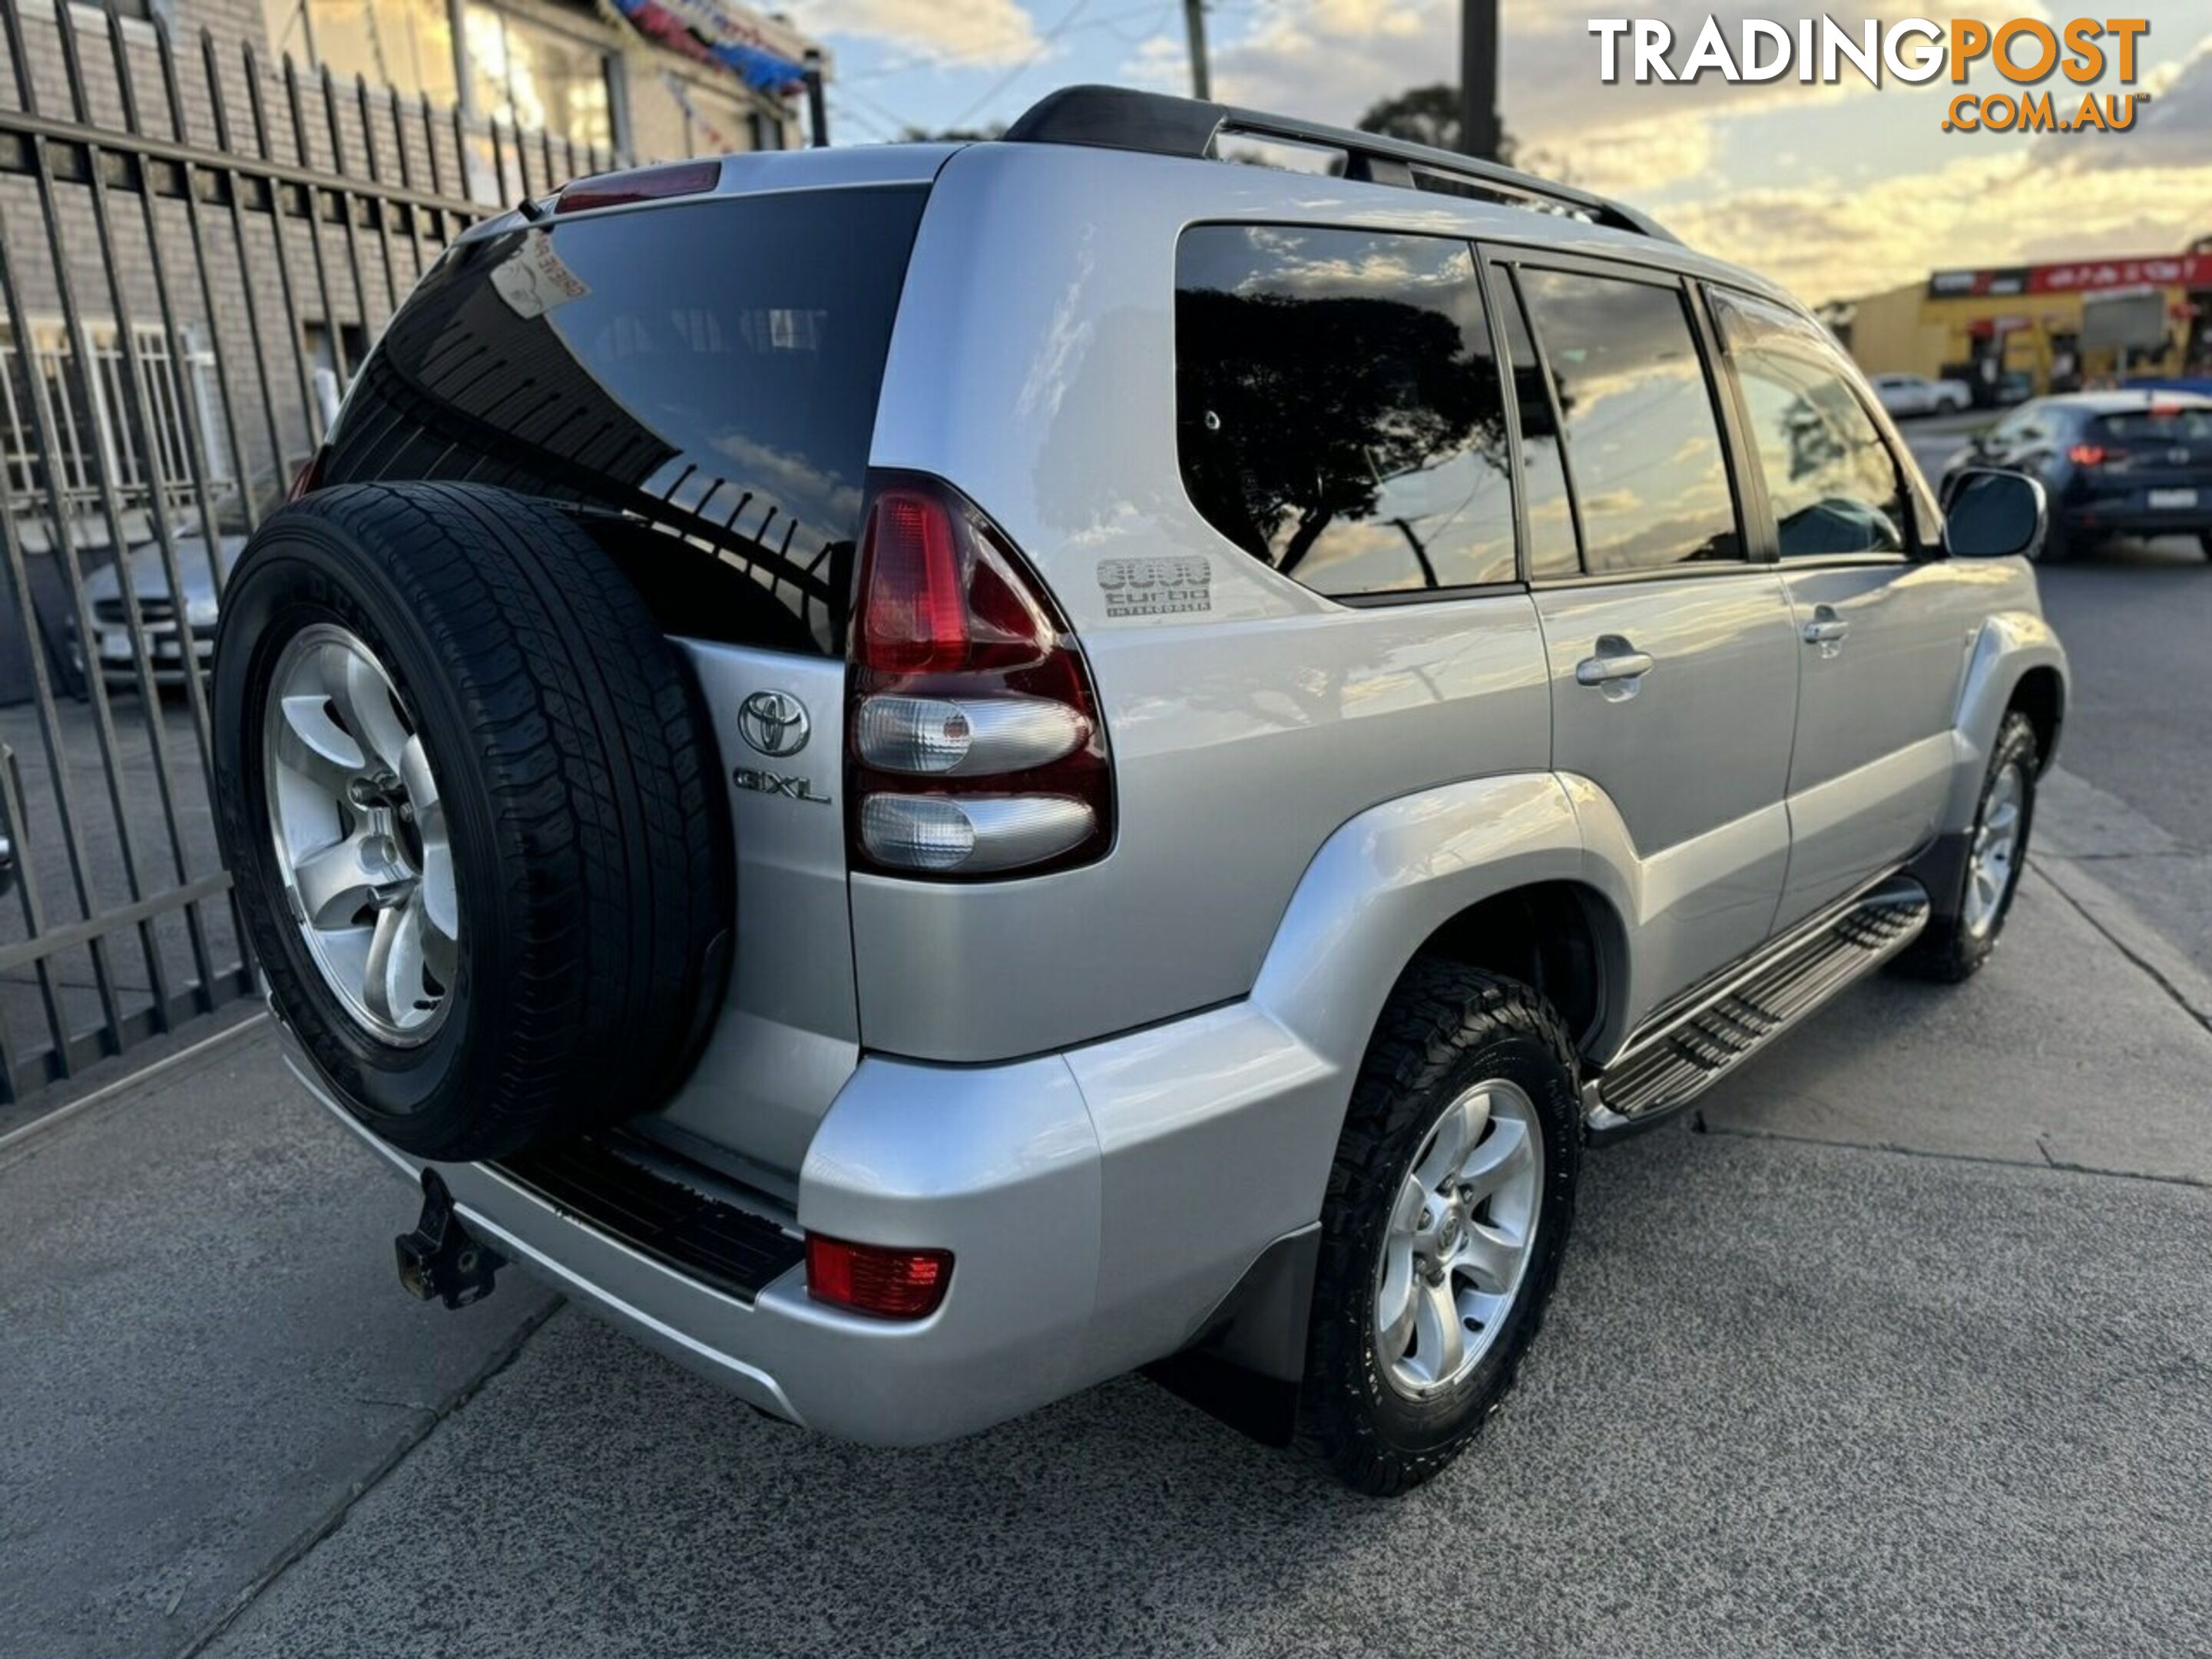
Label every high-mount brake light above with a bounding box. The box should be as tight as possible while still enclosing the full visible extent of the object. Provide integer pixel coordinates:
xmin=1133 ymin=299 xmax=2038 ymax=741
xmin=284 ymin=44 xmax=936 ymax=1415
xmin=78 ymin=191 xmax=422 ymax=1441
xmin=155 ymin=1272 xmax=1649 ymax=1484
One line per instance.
xmin=847 ymin=475 xmax=1112 ymax=879
xmin=555 ymin=159 xmax=720 ymax=215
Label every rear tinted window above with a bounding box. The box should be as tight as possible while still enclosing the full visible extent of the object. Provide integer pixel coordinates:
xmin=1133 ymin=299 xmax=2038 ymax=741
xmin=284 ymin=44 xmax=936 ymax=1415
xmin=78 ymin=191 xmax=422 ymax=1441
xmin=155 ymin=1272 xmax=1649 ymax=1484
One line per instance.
xmin=1175 ymin=224 xmax=1518 ymax=598
xmin=323 ymin=188 xmax=925 ymax=654
xmin=2093 ymin=407 xmax=2212 ymax=440
xmin=1516 ymin=267 xmax=1742 ymax=575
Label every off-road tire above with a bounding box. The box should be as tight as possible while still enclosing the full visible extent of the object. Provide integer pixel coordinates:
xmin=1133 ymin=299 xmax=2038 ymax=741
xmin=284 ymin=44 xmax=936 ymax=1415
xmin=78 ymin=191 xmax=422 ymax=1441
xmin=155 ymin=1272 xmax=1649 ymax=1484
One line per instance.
xmin=1893 ymin=710 xmax=2038 ymax=985
xmin=213 ymin=482 xmax=733 ymax=1161
xmin=1296 ymin=962 xmax=1581 ymax=1497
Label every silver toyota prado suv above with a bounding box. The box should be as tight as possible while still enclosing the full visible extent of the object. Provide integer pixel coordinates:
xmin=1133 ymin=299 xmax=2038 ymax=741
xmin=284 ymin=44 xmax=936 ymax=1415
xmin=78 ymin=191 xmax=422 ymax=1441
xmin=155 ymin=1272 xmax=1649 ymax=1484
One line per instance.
xmin=214 ymin=86 xmax=2068 ymax=1495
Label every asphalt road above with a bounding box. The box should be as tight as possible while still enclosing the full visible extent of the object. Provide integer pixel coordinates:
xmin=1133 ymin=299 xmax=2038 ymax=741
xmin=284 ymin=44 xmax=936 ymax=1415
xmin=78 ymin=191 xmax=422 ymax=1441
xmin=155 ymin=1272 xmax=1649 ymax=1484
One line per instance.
xmin=1902 ymin=412 xmax=2212 ymax=986
xmin=5 ymin=433 xmax=2210 ymax=1657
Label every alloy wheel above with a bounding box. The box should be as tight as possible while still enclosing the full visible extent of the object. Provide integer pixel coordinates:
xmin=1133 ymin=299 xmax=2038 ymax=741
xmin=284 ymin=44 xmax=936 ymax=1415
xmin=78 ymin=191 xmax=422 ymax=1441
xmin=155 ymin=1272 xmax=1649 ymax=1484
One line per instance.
xmin=1373 ymin=1078 xmax=1544 ymax=1398
xmin=263 ymin=624 xmax=459 ymax=1044
xmin=1964 ymin=760 xmax=2025 ymax=939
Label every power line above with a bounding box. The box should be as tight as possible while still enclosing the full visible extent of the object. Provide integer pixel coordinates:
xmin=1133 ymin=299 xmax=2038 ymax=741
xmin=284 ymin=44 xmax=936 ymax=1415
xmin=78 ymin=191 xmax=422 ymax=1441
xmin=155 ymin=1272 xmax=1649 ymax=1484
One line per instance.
xmin=838 ymin=0 xmax=1171 ymax=85
xmin=834 ymin=77 xmax=926 ymax=136
xmin=945 ymin=0 xmax=1096 ymax=130
xmin=825 ymin=97 xmax=902 ymax=143
xmin=1094 ymin=2 xmax=1178 ymax=46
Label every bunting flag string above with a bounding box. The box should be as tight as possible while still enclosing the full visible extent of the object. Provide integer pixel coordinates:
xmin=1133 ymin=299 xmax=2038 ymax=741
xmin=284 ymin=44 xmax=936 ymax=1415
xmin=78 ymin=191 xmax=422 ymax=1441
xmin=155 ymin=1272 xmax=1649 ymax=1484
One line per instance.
xmin=604 ymin=0 xmax=807 ymax=94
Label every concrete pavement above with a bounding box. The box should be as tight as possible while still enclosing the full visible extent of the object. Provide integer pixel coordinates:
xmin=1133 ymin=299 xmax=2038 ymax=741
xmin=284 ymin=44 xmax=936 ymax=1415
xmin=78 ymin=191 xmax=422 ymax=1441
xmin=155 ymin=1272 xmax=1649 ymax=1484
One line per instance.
xmin=0 ymin=1033 xmax=556 ymax=1657
xmin=199 ymin=1127 xmax=2212 ymax=1659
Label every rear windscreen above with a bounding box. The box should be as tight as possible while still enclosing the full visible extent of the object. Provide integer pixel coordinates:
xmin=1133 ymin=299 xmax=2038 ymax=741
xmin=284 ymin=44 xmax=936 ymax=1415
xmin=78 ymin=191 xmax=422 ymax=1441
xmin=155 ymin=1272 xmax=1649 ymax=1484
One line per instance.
xmin=2092 ymin=407 xmax=2212 ymax=441
xmin=323 ymin=187 xmax=926 ymax=654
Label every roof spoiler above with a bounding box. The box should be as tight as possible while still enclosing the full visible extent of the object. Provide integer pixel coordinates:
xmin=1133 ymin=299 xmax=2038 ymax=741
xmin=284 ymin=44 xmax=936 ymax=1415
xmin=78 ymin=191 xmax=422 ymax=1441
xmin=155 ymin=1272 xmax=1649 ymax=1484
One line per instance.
xmin=1002 ymin=84 xmax=1678 ymax=245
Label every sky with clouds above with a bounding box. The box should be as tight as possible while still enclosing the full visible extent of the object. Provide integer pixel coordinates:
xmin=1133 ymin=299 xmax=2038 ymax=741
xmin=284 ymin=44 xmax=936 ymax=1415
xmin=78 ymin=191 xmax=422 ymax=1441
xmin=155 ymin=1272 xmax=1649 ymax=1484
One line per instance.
xmin=783 ymin=1 xmax=2212 ymax=305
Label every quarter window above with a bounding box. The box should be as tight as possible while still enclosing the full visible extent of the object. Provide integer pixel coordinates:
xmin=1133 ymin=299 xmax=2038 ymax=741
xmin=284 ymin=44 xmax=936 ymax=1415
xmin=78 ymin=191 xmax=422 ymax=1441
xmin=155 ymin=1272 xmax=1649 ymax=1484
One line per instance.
xmin=1515 ymin=267 xmax=1742 ymax=574
xmin=1712 ymin=290 xmax=1906 ymax=558
xmin=1176 ymin=225 xmax=1517 ymax=598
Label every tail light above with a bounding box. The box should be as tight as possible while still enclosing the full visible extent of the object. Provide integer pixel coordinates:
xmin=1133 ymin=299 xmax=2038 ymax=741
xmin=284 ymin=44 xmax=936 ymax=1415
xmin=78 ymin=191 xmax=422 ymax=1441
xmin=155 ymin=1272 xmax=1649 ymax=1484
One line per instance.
xmin=846 ymin=472 xmax=1111 ymax=879
xmin=806 ymin=1233 xmax=952 ymax=1320
xmin=2067 ymin=443 xmax=2116 ymax=467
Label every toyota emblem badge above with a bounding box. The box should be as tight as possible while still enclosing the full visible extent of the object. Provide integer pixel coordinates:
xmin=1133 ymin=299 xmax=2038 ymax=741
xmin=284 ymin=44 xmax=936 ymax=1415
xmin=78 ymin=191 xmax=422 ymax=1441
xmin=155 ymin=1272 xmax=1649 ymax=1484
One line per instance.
xmin=737 ymin=690 xmax=810 ymax=758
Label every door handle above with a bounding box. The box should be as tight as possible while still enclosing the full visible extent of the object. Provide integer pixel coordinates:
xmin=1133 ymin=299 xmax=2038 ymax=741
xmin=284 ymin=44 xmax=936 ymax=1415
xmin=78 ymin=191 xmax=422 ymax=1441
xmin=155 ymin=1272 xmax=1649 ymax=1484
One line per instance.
xmin=1575 ymin=634 xmax=1655 ymax=695
xmin=1801 ymin=605 xmax=1849 ymax=654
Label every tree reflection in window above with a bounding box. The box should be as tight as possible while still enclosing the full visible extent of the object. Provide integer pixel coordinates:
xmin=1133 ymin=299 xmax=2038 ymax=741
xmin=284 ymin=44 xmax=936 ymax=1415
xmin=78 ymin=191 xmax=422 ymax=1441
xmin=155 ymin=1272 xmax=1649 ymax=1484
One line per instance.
xmin=1517 ymin=268 xmax=1742 ymax=574
xmin=1176 ymin=226 xmax=1515 ymax=597
xmin=1710 ymin=290 xmax=1906 ymax=559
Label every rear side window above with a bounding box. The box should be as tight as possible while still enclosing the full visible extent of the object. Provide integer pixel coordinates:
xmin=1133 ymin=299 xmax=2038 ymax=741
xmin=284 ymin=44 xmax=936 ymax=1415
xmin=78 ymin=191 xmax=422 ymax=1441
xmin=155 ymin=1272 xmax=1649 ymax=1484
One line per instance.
xmin=1516 ymin=267 xmax=1742 ymax=575
xmin=2094 ymin=407 xmax=2212 ymax=441
xmin=323 ymin=188 xmax=926 ymax=654
xmin=1710 ymin=290 xmax=1906 ymax=558
xmin=1175 ymin=225 xmax=1517 ymax=598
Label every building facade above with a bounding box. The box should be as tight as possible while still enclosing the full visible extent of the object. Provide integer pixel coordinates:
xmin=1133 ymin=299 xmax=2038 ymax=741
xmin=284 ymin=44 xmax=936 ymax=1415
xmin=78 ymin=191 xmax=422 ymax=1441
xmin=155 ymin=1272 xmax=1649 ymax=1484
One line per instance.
xmin=1837 ymin=244 xmax=2212 ymax=402
xmin=0 ymin=0 xmax=823 ymax=558
xmin=256 ymin=0 xmax=816 ymax=171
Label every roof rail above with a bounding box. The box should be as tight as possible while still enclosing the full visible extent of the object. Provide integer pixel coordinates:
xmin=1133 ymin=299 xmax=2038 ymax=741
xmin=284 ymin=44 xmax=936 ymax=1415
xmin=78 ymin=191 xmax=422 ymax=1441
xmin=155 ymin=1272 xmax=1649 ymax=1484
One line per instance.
xmin=1002 ymin=84 xmax=1678 ymax=245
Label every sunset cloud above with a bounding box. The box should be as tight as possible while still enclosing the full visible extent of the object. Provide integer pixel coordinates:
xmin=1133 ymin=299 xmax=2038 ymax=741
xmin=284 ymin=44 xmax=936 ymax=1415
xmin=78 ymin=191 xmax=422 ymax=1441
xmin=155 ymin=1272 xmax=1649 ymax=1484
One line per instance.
xmin=811 ymin=0 xmax=2208 ymax=313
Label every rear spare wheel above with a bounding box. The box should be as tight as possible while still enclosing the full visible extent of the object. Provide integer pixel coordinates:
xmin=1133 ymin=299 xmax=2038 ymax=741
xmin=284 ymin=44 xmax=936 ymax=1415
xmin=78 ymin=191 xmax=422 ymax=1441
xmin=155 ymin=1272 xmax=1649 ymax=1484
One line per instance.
xmin=212 ymin=482 xmax=732 ymax=1161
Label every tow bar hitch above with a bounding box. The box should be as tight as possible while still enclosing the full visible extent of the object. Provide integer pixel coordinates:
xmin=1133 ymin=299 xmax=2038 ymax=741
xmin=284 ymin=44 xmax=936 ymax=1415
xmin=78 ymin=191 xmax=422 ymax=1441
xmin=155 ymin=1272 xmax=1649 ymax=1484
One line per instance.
xmin=395 ymin=1169 xmax=505 ymax=1309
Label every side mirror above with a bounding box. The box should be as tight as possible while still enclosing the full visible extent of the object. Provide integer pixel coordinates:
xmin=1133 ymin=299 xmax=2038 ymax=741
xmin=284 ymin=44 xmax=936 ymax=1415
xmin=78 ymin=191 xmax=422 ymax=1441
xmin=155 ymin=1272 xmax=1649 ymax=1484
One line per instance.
xmin=1942 ymin=468 xmax=2046 ymax=560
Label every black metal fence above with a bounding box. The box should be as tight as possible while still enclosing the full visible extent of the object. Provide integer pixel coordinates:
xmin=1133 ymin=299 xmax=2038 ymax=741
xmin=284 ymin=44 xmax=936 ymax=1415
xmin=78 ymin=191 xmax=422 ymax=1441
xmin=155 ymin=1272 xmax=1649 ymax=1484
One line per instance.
xmin=0 ymin=0 xmax=622 ymax=1101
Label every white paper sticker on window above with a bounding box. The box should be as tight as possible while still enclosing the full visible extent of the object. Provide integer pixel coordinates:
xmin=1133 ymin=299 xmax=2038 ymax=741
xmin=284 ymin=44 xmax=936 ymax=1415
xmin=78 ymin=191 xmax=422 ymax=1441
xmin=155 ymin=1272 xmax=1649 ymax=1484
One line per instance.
xmin=489 ymin=228 xmax=591 ymax=320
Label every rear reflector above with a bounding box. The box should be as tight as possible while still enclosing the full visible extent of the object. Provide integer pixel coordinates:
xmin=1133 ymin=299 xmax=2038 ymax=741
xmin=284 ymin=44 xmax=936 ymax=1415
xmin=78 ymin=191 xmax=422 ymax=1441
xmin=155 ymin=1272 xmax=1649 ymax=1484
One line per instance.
xmin=805 ymin=1233 xmax=952 ymax=1320
xmin=555 ymin=159 xmax=720 ymax=215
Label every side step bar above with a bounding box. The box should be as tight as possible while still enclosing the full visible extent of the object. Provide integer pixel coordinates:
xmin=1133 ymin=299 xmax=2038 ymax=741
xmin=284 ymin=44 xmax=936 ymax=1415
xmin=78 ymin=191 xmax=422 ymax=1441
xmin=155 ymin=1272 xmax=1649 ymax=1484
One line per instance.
xmin=1584 ymin=876 xmax=1932 ymax=1139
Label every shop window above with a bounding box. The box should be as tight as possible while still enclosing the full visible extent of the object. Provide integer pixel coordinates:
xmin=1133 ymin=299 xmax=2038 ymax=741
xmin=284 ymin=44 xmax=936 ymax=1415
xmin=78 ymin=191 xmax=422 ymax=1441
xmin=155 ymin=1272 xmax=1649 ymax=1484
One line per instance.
xmin=0 ymin=318 xmax=227 ymax=538
xmin=263 ymin=0 xmax=460 ymax=107
xmin=462 ymin=3 xmax=614 ymax=151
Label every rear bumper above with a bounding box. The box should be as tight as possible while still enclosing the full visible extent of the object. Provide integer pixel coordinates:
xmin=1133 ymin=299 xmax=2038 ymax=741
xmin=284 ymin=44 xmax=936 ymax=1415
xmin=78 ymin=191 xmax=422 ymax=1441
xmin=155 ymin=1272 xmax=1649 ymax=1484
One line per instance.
xmin=288 ymin=995 xmax=1340 ymax=1445
xmin=71 ymin=622 xmax=213 ymax=684
xmin=2058 ymin=499 xmax=2212 ymax=538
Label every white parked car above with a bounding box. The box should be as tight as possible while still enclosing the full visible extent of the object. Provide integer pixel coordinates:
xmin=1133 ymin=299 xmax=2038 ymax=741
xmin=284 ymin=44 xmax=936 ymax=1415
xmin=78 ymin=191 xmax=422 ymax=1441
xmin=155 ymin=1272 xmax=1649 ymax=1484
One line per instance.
xmin=1873 ymin=372 xmax=1972 ymax=418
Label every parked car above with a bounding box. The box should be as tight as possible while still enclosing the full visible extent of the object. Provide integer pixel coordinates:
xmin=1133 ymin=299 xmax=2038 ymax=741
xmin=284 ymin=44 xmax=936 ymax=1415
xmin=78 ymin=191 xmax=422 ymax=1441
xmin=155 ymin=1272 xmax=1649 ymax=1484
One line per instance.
xmin=69 ymin=535 xmax=243 ymax=690
xmin=1940 ymin=391 xmax=2212 ymax=562
xmin=1872 ymin=371 xmax=1972 ymax=417
xmin=210 ymin=86 xmax=2068 ymax=1495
